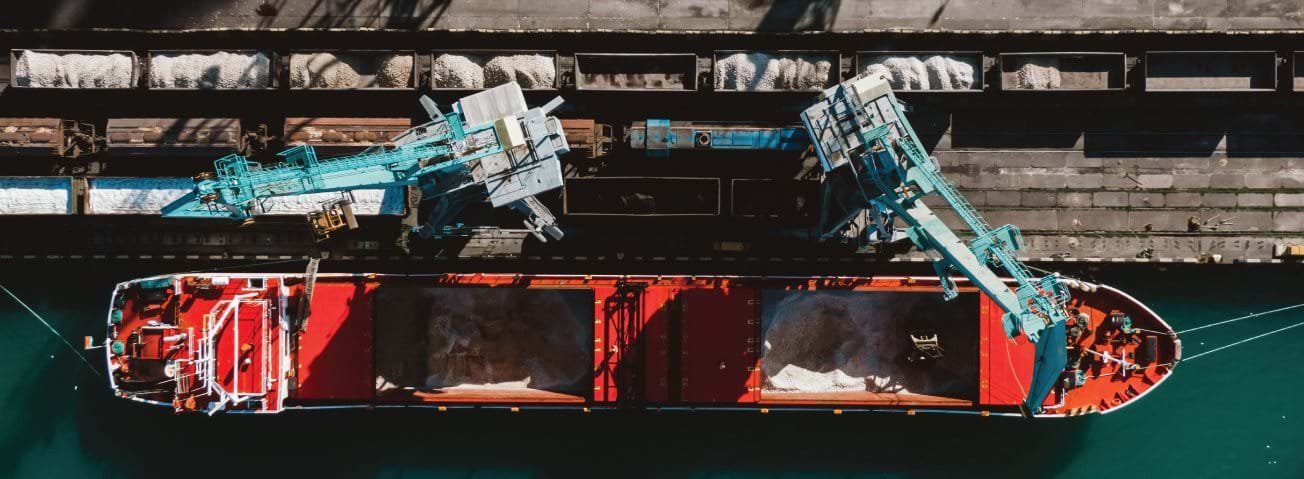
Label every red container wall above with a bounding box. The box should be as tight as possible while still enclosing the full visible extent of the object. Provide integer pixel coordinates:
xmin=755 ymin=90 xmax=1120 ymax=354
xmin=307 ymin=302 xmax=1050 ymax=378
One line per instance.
xmin=593 ymin=287 xmax=616 ymax=402
xmin=295 ymin=280 xmax=375 ymax=401
xmin=593 ymin=286 xmax=672 ymax=403
xmin=680 ymin=288 xmax=759 ymax=404
xmin=980 ymin=294 xmax=1035 ymax=406
xmin=642 ymin=288 xmax=673 ymax=402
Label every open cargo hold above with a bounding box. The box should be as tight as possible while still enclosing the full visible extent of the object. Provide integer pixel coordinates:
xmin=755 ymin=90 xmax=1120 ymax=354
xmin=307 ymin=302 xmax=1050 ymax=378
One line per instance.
xmin=147 ymin=50 xmax=275 ymax=90
xmin=575 ymin=53 xmax=697 ymax=91
xmin=106 ymin=118 xmax=243 ymax=156
xmin=0 ymin=176 xmax=74 ymax=214
xmin=999 ymin=52 xmax=1126 ymax=91
xmin=563 ymin=177 xmax=720 ymax=216
xmin=759 ymin=290 xmax=977 ymax=406
xmin=730 ymin=178 xmax=819 ymax=219
xmin=374 ymin=285 xmax=593 ymax=403
xmin=0 ymin=54 xmax=8 ymax=92
xmin=857 ymin=51 xmax=983 ymax=92
xmin=105 ymin=274 xmax=1179 ymax=416
xmin=84 ymin=177 xmax=407 ymax=215
xmin=430 ymin=50 xmax=559 ymax=90
xmin=1144 ymin=51 xmax=1276 ymax=91
xmin=10 ymin=49 xmax=139 ymax=89
xmin=1294 ymin=52 xmax=1304 ymax=91
xmin=288 ymin=51 xmax=416 ymax=89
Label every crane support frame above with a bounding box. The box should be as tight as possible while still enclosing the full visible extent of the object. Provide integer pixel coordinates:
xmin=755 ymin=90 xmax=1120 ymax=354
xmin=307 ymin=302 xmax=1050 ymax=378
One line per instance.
xmin=800 ymin=73 xmax=1070 ymax=412
xmin=162 ymin=82 xmax=570 ymax=242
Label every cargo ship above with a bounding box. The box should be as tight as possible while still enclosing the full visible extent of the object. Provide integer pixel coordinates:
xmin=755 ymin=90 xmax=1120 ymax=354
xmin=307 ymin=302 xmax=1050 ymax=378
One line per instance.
xmin=101 ymin=273 xmax=1179 ymax=417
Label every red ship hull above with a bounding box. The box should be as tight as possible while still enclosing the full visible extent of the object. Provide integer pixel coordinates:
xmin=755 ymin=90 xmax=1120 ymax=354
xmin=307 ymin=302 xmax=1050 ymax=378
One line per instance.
xmin=104 ymin=273 xmax=1179 ymax=417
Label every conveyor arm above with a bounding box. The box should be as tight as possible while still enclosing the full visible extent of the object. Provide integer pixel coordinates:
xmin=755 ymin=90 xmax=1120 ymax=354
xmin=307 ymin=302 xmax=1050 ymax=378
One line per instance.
xmin=163 ymin=82 xmax=571 ymax=242
xmin=800 ymin=74 xmax=1070 ymax=413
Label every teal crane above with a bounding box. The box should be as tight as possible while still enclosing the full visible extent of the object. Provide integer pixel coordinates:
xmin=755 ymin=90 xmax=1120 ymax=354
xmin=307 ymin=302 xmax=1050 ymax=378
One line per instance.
xmin=800 ymin=74 xmax=1070 ymax=413
xmin=162 ymin=82 xmax=569 ymax=242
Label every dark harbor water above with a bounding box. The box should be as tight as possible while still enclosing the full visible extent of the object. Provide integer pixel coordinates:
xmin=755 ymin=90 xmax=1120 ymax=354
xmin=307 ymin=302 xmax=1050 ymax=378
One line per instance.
xmin=2 ymin=261 xmax=1301 ymax=478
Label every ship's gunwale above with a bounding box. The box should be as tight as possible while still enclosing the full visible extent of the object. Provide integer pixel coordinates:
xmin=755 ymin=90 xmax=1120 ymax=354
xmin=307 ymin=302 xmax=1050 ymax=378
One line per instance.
xmin=104 ymin=272 xmax=1178 ymax=418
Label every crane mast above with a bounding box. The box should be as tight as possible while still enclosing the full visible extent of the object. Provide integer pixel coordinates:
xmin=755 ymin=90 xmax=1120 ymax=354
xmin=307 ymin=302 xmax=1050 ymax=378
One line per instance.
xmin=162 ymin=82 xmax=569 ymax=242
xmin=801 ymin=74 xmax=1070 ymax=412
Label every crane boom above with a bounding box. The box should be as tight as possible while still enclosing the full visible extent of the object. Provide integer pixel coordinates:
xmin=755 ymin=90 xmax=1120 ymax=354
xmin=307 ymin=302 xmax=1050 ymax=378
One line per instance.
xmin=800 ymin=73 xmax=1070 ymax=413
xmin=162 ymin=82 xmax=569 ymax=242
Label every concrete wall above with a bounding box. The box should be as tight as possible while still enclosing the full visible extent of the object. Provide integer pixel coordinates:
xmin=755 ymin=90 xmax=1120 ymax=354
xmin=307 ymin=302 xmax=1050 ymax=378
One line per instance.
xmin=921 ymin=104 xmax=1304 ymax=262
xmin=5 ymin=0 xmax=1304 ymax=31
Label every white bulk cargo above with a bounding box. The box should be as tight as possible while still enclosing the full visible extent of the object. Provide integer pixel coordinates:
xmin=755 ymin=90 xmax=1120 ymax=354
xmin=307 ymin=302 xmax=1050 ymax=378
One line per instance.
xmin=13 ymin=50 xmax=137 ymax=89
xmin=0 ymin=177 xmax=74 ymax=214
xmin=86 ymin=178 xmax=406 ymax=215
xmin=148 ymin=51 xmax=273 ymax=89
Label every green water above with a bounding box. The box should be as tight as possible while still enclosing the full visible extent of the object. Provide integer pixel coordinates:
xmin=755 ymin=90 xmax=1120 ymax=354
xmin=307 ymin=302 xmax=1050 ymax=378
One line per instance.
xmin=2 ymin=262 xmax=1301 ymax=478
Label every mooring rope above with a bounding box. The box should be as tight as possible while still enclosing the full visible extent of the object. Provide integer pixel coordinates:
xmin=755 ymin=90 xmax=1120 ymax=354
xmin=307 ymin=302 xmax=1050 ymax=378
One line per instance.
xmin=1082 ymin=316 xmax=1304 ymax=380
xmin=1178 ymin=303 xmax=1304 ymax=335
xmin=0 ymin=284 xmax=103 ymax=378
xmin=1182 ymin=319 xmax=1304 ymax=362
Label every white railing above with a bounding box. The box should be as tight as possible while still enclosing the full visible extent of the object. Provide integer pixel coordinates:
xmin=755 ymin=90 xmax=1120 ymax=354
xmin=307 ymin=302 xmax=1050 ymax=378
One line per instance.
xmin=198 ymin=292 xmax=262 ymax=414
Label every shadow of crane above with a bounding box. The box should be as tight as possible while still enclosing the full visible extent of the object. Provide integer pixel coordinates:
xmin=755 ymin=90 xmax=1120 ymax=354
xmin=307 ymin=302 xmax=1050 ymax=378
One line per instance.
xmin=750 ymin=0 xmax=841 ymax=32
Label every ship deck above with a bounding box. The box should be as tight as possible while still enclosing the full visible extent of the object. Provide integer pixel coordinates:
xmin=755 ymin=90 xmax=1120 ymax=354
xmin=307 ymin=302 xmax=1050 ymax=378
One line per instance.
xmin=106 ymin=273 xmax=1178 ymax=416
xmin=109 ymin=276 xmax=286 ymax=413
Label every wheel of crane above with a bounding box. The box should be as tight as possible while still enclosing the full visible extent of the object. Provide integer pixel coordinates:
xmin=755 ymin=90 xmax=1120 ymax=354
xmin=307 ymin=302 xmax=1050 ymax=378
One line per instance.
xmin=694 ymin=131 xmax=712 ymax=147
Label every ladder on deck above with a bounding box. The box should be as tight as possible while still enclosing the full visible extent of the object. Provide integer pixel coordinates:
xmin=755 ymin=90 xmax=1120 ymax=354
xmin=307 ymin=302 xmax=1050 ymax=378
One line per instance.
xmin=295 ymin=257 xmax=321 ymax=331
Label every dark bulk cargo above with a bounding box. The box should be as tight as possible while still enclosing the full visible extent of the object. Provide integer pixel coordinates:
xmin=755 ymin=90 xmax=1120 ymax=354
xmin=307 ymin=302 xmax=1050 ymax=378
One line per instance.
xmin=760 ymin=291 xmax=979 ymax=406
xmin=373 ymin=285 xmax=593 ymax=403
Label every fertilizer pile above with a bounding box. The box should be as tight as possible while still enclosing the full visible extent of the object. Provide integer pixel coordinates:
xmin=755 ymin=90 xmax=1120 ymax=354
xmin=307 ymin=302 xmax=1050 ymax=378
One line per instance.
xmin=0 ymin=178 xmax=72 ymax=214
xmin=14 ymin=51 xmax=134 ymax=88
xmin=430 ymin=54 xmax=484 ymax=88
xmin=1012 ymin=58 xmax=1063 ymax=89
xmin=580 ymin=71 xmax=686 ymax=90
xmin=761 ymin=292 xmax=908 ymax=393
xmin=431 ymin=53 xmax=555 ymax=89
xmin=714 ymin=52 xmax=833 ymax=91
xmin=84 ymin=178 xmax=403 ymax=215
xmin=760 ymin=291 xmax=980 ymax=397
xmin=374 ymin=287 xmax=590 ymax=393
xmin=149 ymin=51 xmax=271 ymax=89
xmin=862 ymin=55 xmax=977 ymax=91
xmin=289 ymin=52 xmax=413 ymax=88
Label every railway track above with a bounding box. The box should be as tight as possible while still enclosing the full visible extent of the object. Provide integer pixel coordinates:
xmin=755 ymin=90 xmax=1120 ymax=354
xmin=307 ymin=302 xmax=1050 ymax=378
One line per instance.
xmin=0 ymin=31 xmax=1303 ymax=262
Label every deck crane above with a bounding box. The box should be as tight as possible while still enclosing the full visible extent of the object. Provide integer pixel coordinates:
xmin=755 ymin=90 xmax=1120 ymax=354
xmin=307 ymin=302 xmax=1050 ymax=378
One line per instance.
xmin=801 ymin=73 xmax=1070 ymax=413
xmin=161 ymin=82 xmax=570 ymax=243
